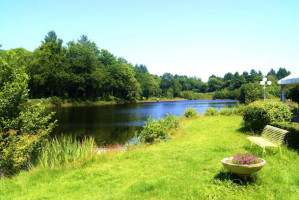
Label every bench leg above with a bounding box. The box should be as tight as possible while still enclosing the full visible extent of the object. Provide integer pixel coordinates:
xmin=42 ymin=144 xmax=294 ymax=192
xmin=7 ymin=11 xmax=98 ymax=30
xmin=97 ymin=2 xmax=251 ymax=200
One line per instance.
xmin=262 ymin=147 xmax=266 ymax=156
xmin=279 ymin=147 xmax=282 ymax=156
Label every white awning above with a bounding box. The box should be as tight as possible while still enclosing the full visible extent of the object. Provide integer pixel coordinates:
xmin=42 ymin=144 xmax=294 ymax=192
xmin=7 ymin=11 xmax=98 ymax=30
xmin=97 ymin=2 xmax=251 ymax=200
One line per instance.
xmin=278 ymin=74 xmax=299 ymax=87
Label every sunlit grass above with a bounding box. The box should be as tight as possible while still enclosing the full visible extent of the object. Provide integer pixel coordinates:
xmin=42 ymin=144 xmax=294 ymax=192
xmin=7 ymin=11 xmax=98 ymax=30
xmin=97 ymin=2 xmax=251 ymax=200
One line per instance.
xmin=1 ymin=116 xmax=299 ymax=199
xmin=38 ymin=136 xmax=97 ymax=169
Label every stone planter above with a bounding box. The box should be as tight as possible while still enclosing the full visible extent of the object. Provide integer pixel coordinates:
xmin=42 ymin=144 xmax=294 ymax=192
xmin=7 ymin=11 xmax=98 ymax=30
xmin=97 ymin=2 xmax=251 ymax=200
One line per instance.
xmin=221 ymin=157 xmax=266 ymax=175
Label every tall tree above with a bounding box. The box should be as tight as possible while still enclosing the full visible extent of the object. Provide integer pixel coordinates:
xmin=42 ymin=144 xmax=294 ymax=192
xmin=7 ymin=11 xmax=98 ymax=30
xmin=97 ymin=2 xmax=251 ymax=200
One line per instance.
xmin=276 ymin=67 xmax=290 ymax=80
xmin=66 ymin=35 xmax=101 ymax=97
xmin=29 ymin=31 xmax=69 ymax=97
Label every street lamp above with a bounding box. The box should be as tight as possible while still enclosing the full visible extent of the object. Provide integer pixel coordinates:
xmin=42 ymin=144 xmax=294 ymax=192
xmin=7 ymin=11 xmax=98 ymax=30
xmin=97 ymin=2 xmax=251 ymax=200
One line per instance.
xmin=260 ymin=77 xmax=272 ymax=101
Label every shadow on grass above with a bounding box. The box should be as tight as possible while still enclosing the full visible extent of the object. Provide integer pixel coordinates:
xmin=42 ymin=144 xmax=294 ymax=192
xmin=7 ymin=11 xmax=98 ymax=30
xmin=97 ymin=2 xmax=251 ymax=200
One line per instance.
xmin=214 ymin=171 xmax=258 ymax=185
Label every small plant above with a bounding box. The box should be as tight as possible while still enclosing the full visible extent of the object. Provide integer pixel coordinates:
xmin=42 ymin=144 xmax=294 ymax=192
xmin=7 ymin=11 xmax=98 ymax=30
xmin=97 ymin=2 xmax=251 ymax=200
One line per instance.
xmin=135 ymin=113 xmax=179 ymax=144
xmin=232 ymin=104 xmax=246 ymax=115
xmin=184 ymin=108 xmax=198 ymax=118
xmin=204 ymin=107 xmax=219 ymax=116
xmin=229 ymin=153 xmax=262 ymax=165
xmin=38 ymin=136 xmax=96 ymax=168
xmin=288 ymin=104 xmax=299 ymax=117
xmin=219 ymin=107 xmax=233 ymax=116
xmin=51 ymin=96 xmax=63 ymax=107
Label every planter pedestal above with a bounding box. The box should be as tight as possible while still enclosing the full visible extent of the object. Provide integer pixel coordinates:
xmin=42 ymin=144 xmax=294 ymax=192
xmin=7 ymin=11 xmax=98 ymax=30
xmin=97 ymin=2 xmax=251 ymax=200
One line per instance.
xmin=221 ymin=157 xmax=266 ymax=176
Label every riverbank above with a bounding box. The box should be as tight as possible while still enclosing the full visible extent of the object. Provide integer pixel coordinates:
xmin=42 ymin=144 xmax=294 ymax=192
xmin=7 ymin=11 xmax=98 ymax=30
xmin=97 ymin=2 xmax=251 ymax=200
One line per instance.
xmin=1 ymin=115 xmax=299 ymax=199
xmin=27 ymin=93 xmax=215 ymax=107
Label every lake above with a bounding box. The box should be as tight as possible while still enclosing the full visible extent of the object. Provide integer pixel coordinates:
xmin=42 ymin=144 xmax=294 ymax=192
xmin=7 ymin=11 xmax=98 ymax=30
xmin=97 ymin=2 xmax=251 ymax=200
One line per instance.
xmin=49 ymin=100 xmax=238 ymax=145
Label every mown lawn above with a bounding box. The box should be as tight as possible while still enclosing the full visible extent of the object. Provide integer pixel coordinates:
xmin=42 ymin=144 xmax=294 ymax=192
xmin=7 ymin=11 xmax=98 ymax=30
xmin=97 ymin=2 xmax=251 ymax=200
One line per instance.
xmin=1 ymin=116 xmax=299 ymax=200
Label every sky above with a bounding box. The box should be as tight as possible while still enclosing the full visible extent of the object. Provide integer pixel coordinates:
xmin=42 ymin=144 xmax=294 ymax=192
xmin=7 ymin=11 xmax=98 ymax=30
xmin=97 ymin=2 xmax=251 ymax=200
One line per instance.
xmin=1 ymin=0 xmax=299 ymax=82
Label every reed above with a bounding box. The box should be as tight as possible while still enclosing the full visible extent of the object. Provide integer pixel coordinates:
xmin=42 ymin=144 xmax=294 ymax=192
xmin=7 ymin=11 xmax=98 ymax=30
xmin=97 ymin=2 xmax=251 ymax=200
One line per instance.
xmin=38 ymin=136 xmax=96 ymax=168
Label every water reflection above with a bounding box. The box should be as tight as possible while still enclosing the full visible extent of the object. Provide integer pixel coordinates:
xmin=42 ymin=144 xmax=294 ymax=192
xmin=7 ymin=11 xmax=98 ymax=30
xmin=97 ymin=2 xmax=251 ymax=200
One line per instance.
xmin=49 ymin=100 xmax=238 ymax=145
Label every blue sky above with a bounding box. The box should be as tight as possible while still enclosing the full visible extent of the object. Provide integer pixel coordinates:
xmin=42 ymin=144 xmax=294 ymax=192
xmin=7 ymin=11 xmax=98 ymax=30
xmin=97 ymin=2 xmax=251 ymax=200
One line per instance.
xmin=1 ymin=0 xmax=298 ymax=81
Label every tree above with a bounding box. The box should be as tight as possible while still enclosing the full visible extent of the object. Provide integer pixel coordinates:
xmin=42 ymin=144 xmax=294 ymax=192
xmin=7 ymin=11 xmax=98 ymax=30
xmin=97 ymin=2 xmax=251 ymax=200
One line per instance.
xmin=267 ymin=68 xmax=276 ymax=77
xmin=29 ymin=31 xmax=69 ymax=98
xmin=0 ymin=51 xmax=56 ymax=175
xmin=134 ymin=65 xmax=161 ymax=98
xmin=66 ymin=35 xmax=101 ymax=97
xmin=276 ymin=68 xmax=290 ymax=80
xmin=239 ymin=82 xmax=261 ymax=104
xmin=208 ymin=78 xmax=223 ymax=92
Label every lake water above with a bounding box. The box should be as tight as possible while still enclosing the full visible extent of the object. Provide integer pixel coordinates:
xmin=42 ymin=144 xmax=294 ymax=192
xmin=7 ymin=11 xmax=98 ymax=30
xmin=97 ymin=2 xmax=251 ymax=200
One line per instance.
xmin=49 ymin=100 xmax=238 ymax=145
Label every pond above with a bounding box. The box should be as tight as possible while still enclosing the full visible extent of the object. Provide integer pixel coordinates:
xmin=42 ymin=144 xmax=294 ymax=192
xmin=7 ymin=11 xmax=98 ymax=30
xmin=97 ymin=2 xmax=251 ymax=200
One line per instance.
xmin=49 ymin=100 xmax=238 ymax=145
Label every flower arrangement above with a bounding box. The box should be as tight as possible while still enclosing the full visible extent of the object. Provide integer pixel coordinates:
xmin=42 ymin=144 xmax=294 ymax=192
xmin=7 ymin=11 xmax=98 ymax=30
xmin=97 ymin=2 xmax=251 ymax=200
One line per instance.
xmin=288 ymin=103 xmax=299 ymax=116
xmin=229 ymin=153 xmax=262 ymax=165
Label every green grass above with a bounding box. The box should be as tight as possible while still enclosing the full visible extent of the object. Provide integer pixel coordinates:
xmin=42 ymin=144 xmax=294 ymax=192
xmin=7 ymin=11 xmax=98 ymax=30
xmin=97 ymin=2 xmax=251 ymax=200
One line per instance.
xmin=38 ymin=136 xmax=96 ymax=169
xmin=1 ymin=116 xmax=299 ymax=199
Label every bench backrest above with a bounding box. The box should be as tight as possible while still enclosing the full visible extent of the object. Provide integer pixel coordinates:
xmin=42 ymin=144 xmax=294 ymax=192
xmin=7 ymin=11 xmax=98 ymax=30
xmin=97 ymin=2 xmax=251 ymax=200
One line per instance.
xmin=261 ymin=125 xmax=288 ymax=146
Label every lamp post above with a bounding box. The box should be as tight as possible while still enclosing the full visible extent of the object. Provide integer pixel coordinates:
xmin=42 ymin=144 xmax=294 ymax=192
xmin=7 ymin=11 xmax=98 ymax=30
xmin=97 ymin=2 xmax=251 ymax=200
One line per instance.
xmin=260 ymin=77 xmax=272 ymax=101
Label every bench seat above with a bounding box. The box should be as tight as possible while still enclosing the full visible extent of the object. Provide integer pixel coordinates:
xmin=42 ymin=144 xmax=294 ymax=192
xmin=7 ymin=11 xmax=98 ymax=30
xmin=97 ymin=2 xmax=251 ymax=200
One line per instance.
xmin=247 ymin=125 xmax=288 ymax=155
xmin=247 ymin=136 xmax=278 ymax=148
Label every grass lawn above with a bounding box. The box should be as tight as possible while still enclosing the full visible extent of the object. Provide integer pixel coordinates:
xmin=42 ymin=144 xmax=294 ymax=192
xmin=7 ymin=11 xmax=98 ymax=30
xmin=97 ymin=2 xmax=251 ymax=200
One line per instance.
xmin=1 ymin=116 xmax=299 ymax=199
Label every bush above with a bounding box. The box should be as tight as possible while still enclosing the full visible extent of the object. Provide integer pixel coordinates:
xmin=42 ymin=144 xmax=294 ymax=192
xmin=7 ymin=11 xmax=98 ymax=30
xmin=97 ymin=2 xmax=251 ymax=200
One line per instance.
xmin=136 ymin=113 xmax=179 ymax=144
xmin=204 ymin=107 xmax=219 ymax=116
xmin=271 ymin=122 xmax=299 ymax=150
xmin=232 ymin=104 xmax=246 ymax=115
xmin=239 ymin=82 xmax=261 ymax=104
xmin=242 ymin=101 xmax=292 ymax=132
xmin=51 ymin=96 xmax=63 ymax=107
xmin=288 ymin=86 xmax=299 ymax=105
xmin=184 ymin=108 xmax=198 ymax=118
xmin=0 ymin=51 xmax=56 ymax=176
xmin=219 ymin=107 xmax=233 ymax=116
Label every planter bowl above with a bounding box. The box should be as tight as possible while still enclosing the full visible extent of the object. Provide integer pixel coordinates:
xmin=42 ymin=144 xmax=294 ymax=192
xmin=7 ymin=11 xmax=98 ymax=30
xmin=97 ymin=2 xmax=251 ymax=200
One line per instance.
xmin=221 ymin=157 xmax=266 ymax=175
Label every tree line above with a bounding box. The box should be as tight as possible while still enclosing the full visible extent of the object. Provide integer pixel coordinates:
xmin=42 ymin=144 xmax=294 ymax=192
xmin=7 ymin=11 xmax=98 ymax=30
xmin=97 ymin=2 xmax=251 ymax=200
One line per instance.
xmin=0 ymin=31 xmax=292 ymax=103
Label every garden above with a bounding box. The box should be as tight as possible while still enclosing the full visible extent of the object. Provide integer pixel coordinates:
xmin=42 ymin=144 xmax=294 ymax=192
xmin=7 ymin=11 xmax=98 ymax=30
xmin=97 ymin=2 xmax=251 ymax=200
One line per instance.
xmin=1 ymin=100 xmax=299 ymax=199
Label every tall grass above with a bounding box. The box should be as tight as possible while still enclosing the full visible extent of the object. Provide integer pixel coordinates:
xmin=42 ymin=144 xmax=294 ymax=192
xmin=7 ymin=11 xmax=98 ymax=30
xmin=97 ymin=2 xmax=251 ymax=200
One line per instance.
xmin=38 ymin=136 xmax=96 ymax=168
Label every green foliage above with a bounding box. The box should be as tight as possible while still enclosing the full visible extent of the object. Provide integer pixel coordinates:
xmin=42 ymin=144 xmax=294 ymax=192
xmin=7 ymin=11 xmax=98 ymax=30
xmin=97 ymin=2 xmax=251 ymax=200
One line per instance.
xmin=183 ymin=108 xmax=198 ymax=118
xmin=239 ymin=82 xmax=262 ymax=103
xmin=271 ymin=121 xmax=299 ymax=150
xmin=219 ymin=107 xmax=233 ymax=116
xmin=1 ymin=32 xmax=293 ymax=101
xmin=204 ymin=107 xmax=219 ymax=116
xmin=136 ymin=113 xmax=179 ymax=144
xmin=0 ymin=51 xmax=56 ymax=176
xmin=38 ymin=136 xmax=96 ymax=168
xmin=0 ymin=130 xmax=42 ymax=176
xmin=50 ymin=96 xmax=63 ymax=107
xmin=232 ymin=104 xmax=246 ymax=115
xmin=242 ymin=101 xmax=292 ymax=132
xmin=213 ymin=89 xmax=240 ymax=100
xmin=288 ymin=86 xmax=299 ymax=105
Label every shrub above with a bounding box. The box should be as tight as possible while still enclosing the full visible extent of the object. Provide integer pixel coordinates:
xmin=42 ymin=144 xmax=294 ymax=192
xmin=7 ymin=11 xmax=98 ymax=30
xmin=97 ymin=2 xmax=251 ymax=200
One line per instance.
xmin=0 ymin=51 xmax=56 ymax=176
xmin=288 ymin=86 xmax=299 ymax=105
xmin=219 ymin=107 xmax=233 ymax=116
xmin=242 ymin=101 xmax=292 ymax=132
xmin=136 ymin=113 xmax=179 ymax=144
xmin=239 ymin=82 xmax=261 ymax=104
xmin=232 ymin=104 xmax=246 ymax=115
xmin=271 ymin=122 xmax=299 ymax=150
xmin=204 ymin=107 xmax=219 ymax=116
xmin=184 ymin=108 xmax=198 ymax=118
xmin=51 ymin=96 xmax=63 ymax=107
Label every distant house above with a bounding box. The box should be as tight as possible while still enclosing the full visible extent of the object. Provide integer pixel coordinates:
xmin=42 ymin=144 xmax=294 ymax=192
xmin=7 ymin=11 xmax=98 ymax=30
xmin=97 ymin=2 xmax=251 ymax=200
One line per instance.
xmin=278 ymin=74 xmax=299 ymax=102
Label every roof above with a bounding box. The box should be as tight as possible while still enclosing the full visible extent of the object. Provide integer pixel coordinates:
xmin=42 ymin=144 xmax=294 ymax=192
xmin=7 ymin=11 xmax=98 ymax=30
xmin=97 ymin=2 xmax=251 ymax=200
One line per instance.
xmin=278 ymin=74 xmax=299 ymax=87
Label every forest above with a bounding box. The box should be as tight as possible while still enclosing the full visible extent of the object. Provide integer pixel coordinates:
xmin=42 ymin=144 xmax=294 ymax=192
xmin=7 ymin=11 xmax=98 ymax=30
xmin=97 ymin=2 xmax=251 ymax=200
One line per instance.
xmin=0 ymin=31 xmax=292 ymax=103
